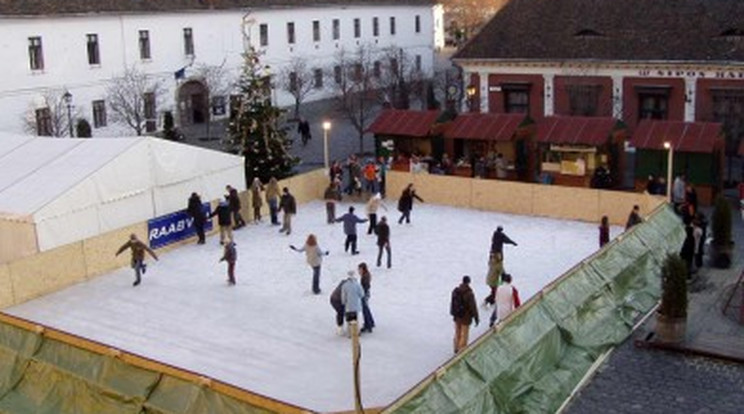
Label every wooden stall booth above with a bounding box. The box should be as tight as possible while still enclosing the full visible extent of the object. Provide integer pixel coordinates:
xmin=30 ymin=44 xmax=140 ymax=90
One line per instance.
xmin=631 ymin=120 xmax=724 ymax=205
xmin=536 ymin=116 xmax=626 ymax=188
xmin=441 ymin=113 xmax=532 ymax=179
xmin=367 ymin=109 xmax=442 ymax=172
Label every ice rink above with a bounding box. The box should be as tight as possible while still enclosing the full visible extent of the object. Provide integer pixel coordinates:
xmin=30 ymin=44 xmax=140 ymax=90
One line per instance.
xmin=6 ymin=200 xmax=620 ymax=412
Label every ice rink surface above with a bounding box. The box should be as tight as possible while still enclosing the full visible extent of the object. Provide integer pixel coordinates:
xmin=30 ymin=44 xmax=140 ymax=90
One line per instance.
xmin=7 ymin=200 xmax=620 ymax=412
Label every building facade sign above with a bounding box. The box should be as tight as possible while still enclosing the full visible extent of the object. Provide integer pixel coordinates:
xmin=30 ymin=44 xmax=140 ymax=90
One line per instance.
xmin=637 ymin=69 xmax=744 ymax=79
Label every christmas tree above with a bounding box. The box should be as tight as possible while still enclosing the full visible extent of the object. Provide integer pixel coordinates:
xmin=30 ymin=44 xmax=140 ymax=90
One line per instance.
xmin=226 ymin=46 xmax=298 ymax=186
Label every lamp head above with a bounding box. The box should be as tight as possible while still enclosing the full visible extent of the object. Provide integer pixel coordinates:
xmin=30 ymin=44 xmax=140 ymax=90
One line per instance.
xmin=322 ymin=121 xmax=331 ymax=131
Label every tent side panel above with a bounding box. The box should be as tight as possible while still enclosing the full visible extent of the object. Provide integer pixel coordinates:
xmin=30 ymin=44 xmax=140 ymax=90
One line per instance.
xmin=0 ymin=219 xmax=37 ymax=264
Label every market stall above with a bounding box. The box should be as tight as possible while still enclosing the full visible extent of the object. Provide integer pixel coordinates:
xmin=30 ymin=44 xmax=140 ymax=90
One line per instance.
xmin=367 ymin=109 xmax=442 ymax=172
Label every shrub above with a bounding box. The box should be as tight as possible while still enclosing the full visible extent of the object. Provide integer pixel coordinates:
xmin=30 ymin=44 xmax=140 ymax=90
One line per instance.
xmin=659 ymin=254 xmax=688 ymax=318
xmin=76 ymin=119 xmax=92 ymax=138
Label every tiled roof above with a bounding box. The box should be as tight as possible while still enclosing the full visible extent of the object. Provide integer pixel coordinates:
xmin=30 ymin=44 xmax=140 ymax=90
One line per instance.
xmin=631 ymin=120 xmax=723 ymax=154
xmin=442 ymin=113 xmax=525 ymax=141
xmin=367 ymin=109 xmax=441 ymax=137
xmin=0 ymin=0 xmax=433 ymax=16
xmin=537 ymin=116 xmax=621 ymax=146
xmin=455 ymin=0 xmax=744 ymax=63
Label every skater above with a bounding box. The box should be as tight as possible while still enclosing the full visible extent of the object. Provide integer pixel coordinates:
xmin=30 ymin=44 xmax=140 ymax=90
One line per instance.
xmin=115 ymin=234 xmax=159 ymax=287
xmin=250 ymin=177 xmax=264 ymax=223
xmin=625 ymin=205 xmax=642 ymax=230
xmin=358 ymin=263 xmax=375 ymax=333
xmin=278 ymin=187 xmax=297 ymax=235
xmin=324 ymin=180 xmax=342 ymax=224
xmin=187 ymin=192 xmax=206 ymax=244
xmin=397 ymin=183 xmax=424 ymax=224
xmin=226 ymin=185 xmax=246 ymax=229
xmin=490 ymin=226 xmax=517 ymax=258
xmin=450 ymin=275 xmax=479 ymax=353
xmin=297 ymin=118 xmax=311 ymax=146
xmin=336 ymin=206 xmax=367 ymax=255
xmin=330 ymin=278 xmax=348 ymax=335
xmin=329 ymin=160 xmax=343 ymax=184
xmin=489 ymin=273 xmax=521 ymax=327
xmin=375 ymin=216 xmax=391 ymax=268
xmin=366 ymin=193 xmax=387 ymax=234
xmin=219 ymin=241 xmax=237 ymax=285
xmin=363 ymin=161 xmax=378 ymax=193
xmin=599 ymin=215 xmax=610 ymax=248
xmin=290 ymin=234 xmax=329 ymax=294
xmin=265 ymin=177 xmax=281 ymax=226
xmin=209 ymin=198 xmax=233 ymax=244
xmin=341 ymin=270 xmax=365 ymax=338
xmin=483 ymin=252 xmax=503 ymax=306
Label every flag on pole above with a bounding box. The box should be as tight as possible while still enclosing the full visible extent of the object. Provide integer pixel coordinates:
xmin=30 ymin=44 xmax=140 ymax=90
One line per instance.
xmin=174 ymin=67 xmax=186 ymax=80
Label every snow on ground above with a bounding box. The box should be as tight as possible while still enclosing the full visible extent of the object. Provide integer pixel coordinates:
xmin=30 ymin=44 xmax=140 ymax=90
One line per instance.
xmin=6 ymin=201 xmax=620 ymax=412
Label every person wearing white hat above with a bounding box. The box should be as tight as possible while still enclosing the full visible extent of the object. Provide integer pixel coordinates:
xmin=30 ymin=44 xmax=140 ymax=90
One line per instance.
xmin=341 ymin=270 xmax=365 ymax=337
xmin=366 ymin=192 xmax=388 ymax=235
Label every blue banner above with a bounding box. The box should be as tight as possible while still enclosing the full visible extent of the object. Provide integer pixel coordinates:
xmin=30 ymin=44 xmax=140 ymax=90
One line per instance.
xmin=148 ymin=203 xmax=212 ymax=249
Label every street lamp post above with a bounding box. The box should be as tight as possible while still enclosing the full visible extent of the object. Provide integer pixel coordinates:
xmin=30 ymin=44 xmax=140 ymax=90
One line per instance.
xmin=466 ymin=84 xmax=477 ymax=112
xmin=664 ymin=141 xmax=673 ymax=202
xmin=63 ymin=91 xmax=74 ymax=137
xmin=322 ymin=121 xmax=331 ymax=170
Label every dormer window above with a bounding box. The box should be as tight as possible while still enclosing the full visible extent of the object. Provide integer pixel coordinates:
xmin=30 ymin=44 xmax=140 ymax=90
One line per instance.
xmin=574 ymin=29 xmax=605 ymax=37
xmin=719 ymin=28 xmax=744 ymax=38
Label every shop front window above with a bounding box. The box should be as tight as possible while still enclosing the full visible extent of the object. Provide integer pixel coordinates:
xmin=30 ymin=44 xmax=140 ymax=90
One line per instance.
xmin=638 ymin=91 xmax=668 ymax=120
xmin=503 ymin=84 xmax=530 ymax=114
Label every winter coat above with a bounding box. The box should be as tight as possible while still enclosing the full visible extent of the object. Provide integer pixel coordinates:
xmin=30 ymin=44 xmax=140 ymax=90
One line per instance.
xmin=490 ymin=230 xmax=517 ymax=254
xmin=361 ymin=271 xmax=371 ymax=297
xmin=486 ymin=253 xmax=503 ymax=288
xmin=599 ymin=225 xmax=610 ymax=247
xmin=366 ymin=197 xmax=384 ymax=215
xmin=228 ymin=188 xmax=241 ymax=212
xmin=397 ymin=188 xmax=423 ymax=212
xmin=341 ymin=277 xmax=365 ymax=314
xmin=495 ymin=283 xmax=520 ymax=321
xmin=451 ymin=283 xmax=479 ymax=325
xmin=265 ymin=180 xmax=280 ymax=203
xmin=251 ymin=183 xmax=263 ymax=208
xmin=187 ymin=195 xmax=206 ymax=224
xmin=375 ymin=221 xmax=390 ymax=246
xmin=324 ymin=185 xmax=342 ymax=202
xmin=336 ymin=213 xmax=367 ymax=235
xmin=672 ymin=177 xmax=686 ymax=203
xmin=625 ymin=212 xmax=642 ymax=230
xmin=279 ymin=193 xmax=297 ymax=214
xmin=330 ymin=279 xmax=346 ymax=307
xmin=220 ymin=242 xmax=237 ymax=263
xmin=116 ymin=239 xmax=158 ymax=266
xmin=210 ymin=202 xmax=232 ymax=226
xmin=295 ymin=243 xmax=325 ymax=267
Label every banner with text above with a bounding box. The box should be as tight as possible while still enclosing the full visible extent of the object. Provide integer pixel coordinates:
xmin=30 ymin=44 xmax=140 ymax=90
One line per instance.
xmin=148 ymin=203 xmax=212 ymax=249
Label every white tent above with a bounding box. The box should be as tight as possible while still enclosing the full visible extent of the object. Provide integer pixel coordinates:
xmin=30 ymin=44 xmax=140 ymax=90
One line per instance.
xmin=0 ymin=134 xmax=244 ymax=263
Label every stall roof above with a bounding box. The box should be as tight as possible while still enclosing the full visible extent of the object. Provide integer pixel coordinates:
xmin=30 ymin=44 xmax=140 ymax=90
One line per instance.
xmin=442 ymin=113 xmax=525 ymax=141
xmin=536 ymin=116 xmax=620 ymax=146
xmin=631 ymin=120 xmax=723 ymax=153
xmin=367 ymin=109 xmax=441 ymax=137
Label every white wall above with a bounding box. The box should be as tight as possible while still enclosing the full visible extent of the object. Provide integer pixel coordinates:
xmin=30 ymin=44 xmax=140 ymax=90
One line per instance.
xmin=0 ymin=4 xmax=439 ymax=136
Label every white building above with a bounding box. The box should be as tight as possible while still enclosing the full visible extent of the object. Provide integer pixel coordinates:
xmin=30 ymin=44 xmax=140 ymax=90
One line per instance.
xmin=0 ymin=1 xmax=444 ymax=137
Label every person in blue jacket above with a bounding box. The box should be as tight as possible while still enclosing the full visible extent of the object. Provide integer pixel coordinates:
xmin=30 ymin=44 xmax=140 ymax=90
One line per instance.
xmin=335 ymin=206 xmax=367 ymax=255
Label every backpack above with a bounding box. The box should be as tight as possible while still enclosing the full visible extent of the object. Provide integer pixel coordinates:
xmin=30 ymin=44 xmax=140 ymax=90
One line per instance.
xmin=450 ymin=287 xmax=465 ymax=318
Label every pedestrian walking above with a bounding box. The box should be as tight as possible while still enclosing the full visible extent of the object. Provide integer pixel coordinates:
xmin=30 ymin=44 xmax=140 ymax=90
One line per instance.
xmin=625 ymin=205 xmax=643 ymax=230
xmin=358 ymin=263 xmax=375 ymax=333
xmin=375 ymin=216 xmax=391 ymax=268
xmin=266 ymin=177 xmax=281 ymax=226
xmin=489 ymin=273 xmax=521 ymax=327
xmin=250 ymin=177 xmax=264 ymax=224
xmin=450 ymin=275 xmax=479 ymax=353
xmin=219 ymin=241 xmax=237 ymax=285
xmin=290 ymin=234 xmax=329 ymax=294
xmin=397 ymin=183 xmax=424 ymax=224
xmin=278 ymin=187 xmax=297 ymax=235
xmin=297 ymin=118 xmax=311 ymax=146
xmin=599 ymin=215 xmax=610 ymax=248
xmin=187 ymin=192 xmax=206 ymax=244
xmin=341 ymin=270 xmax=365 ymax=338
xmin=335 ymin=206 xmax=367 ymax=255
xmin=330 ymin=278 xmax=348 ymax=336
xmin=366 ymin=193 xmax=387 ymax=234
xmin=226 ymin=185 xmax=246 ymax=229
xmin=324 ymin=180 xmax=342 ymax=224
xmin=209 ymin=198 xmax=233 ymax=244
xmin=115 ymin=234 xmax=159 ymax=286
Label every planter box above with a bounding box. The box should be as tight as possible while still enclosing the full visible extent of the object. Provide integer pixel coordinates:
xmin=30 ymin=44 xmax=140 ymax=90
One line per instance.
xmin=655 ymin=312 xmax=687 ymax=343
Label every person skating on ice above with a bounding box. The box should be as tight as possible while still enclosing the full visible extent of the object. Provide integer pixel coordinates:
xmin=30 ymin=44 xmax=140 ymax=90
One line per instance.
xmin=489 ymin=273 xmax=521 ymax=327
xmin=358 ymin=262 xmax=375 ymax=333
xmin=374 ymin=216 xmax=392 ymax=268
xmin=226 ymin=185 xmax=246 ymax=229
xmin=483 ymin=252 xmax=503 ymax=307
xmin=490 ymin=226 xmax=517 ymax=258
xmin=366 ymin=192 xmax=387 ymax=234
xmin=219 ymin=241 xmax=237 ymax=285
xmin=599 ymin=215 xmax=610 ymax=248
xmin=265 ymin=177 xmax=281 ymax=226
xmin=290 ymin=234 xmax=329 ymax=294
xmin=187 ymin=192 xmax=207 ymax=244
xmin=625 ymin=205 xmax=642 ymax=230
xmin=397 ymin=183 xmax=423 ymax=224
xmin=278 ymin=187 xmax=297 ymax=235
xmin=335 ymin=206 xmax=367 ymax=255
xmin=341 ymin=269 xmax=365 ymax=338
xmin=209 ymin=197 xmax=233 ymax=245
xmin=250 ymin=177 xmax=264 ymax=224
xmin=115 ymin=234 xmax=159 ymax=286
xmin=330 ymin=278 xmax=348 ymax=336
xmin=450 ymin=275 xmax=479 ymax=353
xmin=324 ymin=180 xmax=342 ymax=224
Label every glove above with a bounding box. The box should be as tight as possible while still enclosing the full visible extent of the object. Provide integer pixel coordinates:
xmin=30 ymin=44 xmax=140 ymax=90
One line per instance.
xmin=325 ymin=251 xmax=330 ymax=256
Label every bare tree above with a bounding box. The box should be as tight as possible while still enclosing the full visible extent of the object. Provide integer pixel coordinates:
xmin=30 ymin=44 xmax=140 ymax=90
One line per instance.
xmin=277 ymin=56 xmax=316 ymax=120
xmin=106 ymin=65 xmax=166 ymax=136
xmin=443 ymin=0 xmax=508 ymax=45
xmin=22 ymin=89 xmax=81 ymax=137
xmin=378 ymin=46 xmax=427 ymax=110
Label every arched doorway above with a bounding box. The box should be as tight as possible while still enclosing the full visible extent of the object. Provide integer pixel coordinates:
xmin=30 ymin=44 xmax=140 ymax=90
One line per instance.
xmin=178 ymin=80 xmax=209 ymax=125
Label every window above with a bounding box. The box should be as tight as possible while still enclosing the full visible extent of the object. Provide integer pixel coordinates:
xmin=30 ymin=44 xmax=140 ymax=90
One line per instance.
xmin=143 ymin=92 xmax=156 ymax=132
xmin=373 ymin=17 xmax=379 ymax=37
xmin=289 ymin=72 xmax=298 ymax=93
xmin=28 ymin=37 xmax=44 ymax=70
xmin=415 ymin=54 xmax=422 ymax=71
xmin=35 ymin=108 xmax=52 ymax=136
xmin=287 ymin=22 xmax=295 ymax=44
xmin=313 ymin=68 xmax=323 ymax=88
xmin=139 ymin=30 xmax=151 ymax=60
xmin=415 ymin=15 xmax=421 ymax=33
xmin=313 ymin=20 xmax=321 ymax=42
xmin=711 ymin=89 xmax=744 ymax=152
xmin=332 ymin=19 xmax=340 ymax=40
xmin=567 ymin=84 xmax=601 ymax=116
xmin=334 ymin=65 xmax=342 ymax=84
xmin=390 ymin=17 xmax=396 ymax=35
xmin=211 ymin=96 xmax=226 ymax=116
xmin=259 ymin=24 xmax=269 ymax=47
xmin=354 ymin=18 xmax=361 ymax=38
xmin=183 ymin=28 xmax=194 ymax=56
xmin=86 ymin=34 xmax=100 ymax=65
xmin=92 ymin=100 xmax=107 ymax=128
xmin=503 ymin=84 xmax=530 ymax=114
xmin=373 ymin=61 xmax=381 ymax=78
xmin=637 ymin=89 xmax=669 ymax=120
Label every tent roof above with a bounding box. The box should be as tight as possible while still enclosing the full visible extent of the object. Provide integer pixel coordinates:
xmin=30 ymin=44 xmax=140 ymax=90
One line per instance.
xmin=367 ymin=110 xmax=441 ymax=137
xmin=630 ymin=120 xmax=723 ymax=153
xmin=0 ymin=134 xmax=243 ymax=218
xmin=536 ymin=116 xmax=621 ymax=146
xmin=442 ymin=113 xmax=526 ymax=141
